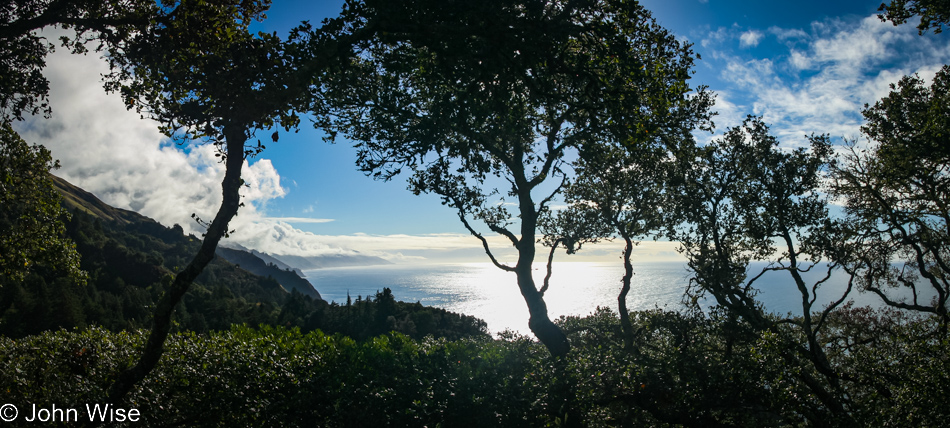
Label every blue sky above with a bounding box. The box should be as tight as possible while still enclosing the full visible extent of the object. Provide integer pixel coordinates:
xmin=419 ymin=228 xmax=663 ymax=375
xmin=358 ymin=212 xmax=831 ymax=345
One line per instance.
xmin=17 ymin=0 xmax=950 ymax=264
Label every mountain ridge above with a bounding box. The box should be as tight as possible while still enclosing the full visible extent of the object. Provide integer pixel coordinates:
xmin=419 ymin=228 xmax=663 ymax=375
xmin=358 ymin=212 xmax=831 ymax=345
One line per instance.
xmin=52 ymin=175 xmax=150 ymax=225
xmin=50 ymin=174 xmax=322 ymax=300
xmin=221 ymin=243 xmax=394 ymax=273
xmin=215 ymin=247 xmax=321 ymax=299
xmin=2 ymin=174 xmax=487 ymax=341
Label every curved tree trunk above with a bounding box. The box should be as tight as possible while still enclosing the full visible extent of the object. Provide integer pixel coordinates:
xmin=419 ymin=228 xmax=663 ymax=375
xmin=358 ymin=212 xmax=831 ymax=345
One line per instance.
xmin=514 ymin=223 xmax=570 ymax=357
xmin=517 ymin=266 xmax=570 ymax=357
xmin=106 ymin=124 xmax=246 ymax=404
xmin=618 ymin=235 xmax=634 ymax=351
xmin=516 ymin=197 xmax=570 ymax=358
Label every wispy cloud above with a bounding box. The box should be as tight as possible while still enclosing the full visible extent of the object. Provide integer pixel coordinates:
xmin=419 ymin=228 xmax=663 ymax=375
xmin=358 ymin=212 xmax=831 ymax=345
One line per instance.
xmin=702 ymin=15 xmax=950 ymax=147
xmin=768 ymin=26 xmax=808 ymax=41
xmin=701 ymin=26 xmax=732 ymax=48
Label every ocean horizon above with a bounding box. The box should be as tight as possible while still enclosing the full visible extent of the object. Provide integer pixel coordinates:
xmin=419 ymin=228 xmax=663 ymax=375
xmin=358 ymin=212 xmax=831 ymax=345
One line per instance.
xmin=301 ymin=261 xmax=904 ymax=336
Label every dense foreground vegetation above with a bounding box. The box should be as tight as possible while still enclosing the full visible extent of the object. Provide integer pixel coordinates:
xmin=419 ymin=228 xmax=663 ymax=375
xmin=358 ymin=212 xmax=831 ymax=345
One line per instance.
xmin=1 ymin=305 xmax=946 ymax=427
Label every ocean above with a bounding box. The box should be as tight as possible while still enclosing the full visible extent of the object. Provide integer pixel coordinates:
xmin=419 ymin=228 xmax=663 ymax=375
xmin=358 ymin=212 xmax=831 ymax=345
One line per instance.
xmin=303 ymin=261 xmax=908 ymax=335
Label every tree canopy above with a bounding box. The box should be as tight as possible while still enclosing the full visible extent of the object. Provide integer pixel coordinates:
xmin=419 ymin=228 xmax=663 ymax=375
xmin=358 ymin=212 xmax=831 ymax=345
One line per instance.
xmin=0 ymin=123 xmax=84 ymax=288
xmin=878 ymin=0 xmax=950 ymax=33
xmin=673 ymin=117 xmax=851 ymax=423
xmin=321 ymin=0 xmax=712 ymax=356
xmin=832 ymin=66 xmax=950 ymax=329
xmin=0 ymin=0 xmax=160 ymax=121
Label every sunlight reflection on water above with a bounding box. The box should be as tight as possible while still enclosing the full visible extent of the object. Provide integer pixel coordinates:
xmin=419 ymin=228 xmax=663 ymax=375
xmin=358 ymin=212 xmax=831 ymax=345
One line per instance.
xmin=303 ymin=262 xmax=904 ymax=336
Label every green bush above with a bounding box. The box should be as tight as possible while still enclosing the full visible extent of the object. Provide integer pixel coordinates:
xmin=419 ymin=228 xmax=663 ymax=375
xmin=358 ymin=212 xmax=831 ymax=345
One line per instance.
xmin=1 ymin=308 xmax=946 ymax=427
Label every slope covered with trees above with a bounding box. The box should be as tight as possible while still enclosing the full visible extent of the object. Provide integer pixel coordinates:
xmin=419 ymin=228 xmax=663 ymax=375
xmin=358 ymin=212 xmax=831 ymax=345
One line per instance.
xmin=0 ymin=175 xmax=488 ymax=342
xmin=214 ymin=246 xmax=322 ymax=299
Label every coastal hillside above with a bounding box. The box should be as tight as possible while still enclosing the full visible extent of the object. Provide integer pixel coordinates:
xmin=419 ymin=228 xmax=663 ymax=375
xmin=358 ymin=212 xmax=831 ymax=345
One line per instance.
xmin=0 ymin=175 xmax=487 ymax=341
xmin=51 ymin=175 xmax=145 ymax=225
xmin=215 ymin=246 xmax=321 ymax=299
xmin=223 ymin=244 xmax=393 ymax=272
xmin=54 ymin=175 xmax=323 ymax=299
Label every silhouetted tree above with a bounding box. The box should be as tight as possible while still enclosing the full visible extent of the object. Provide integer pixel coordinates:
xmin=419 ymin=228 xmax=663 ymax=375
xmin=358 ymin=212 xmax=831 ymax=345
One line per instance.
xmin=674 ymin=117 xmax=851 ymax=424
xmin=832 ymin=66 xmax=950 ymax=331
xmin=879 ymin=0 xmax=950 ymax=33
xmin=322 ymin=0 xmax=711 ymax=357
xmin=102 ymin=0 xmax=378 ymax=403
xmin=0 ymin=123 xmax=84 ymax=288
xmin=543 ymin=143 xmax=676 ymax=350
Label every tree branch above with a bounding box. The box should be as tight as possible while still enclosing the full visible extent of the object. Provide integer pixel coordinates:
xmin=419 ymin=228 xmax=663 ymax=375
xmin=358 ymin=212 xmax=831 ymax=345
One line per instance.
xmin=540 ymin=237 xmax=563 ymax=296
xmin=454 ymin=203 xmax=516 ymax=272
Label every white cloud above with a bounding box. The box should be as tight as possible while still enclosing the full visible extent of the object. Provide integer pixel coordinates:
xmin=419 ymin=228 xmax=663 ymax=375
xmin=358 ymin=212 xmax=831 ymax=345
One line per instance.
xmin=266 ymin=217 xmax=335 ymax=224
xmin=701 ymin=26 xmax=732 ymax=48
xmin=769 ymin=26 xmax=808 ymax=41
xmin=707 ymin=15 xmax=950 ymax=147
xmin=11 ymin=31 xmax=368 ymax=260
xmin=739 ymin=30 xmax=763 ymax=47
xmin=789 ymin=50 xmax=812 ymax=70
xmin=15 ymin=40 xmax=226 ymax=231
xmin=241 ymin=159 xmax=286 ymax=206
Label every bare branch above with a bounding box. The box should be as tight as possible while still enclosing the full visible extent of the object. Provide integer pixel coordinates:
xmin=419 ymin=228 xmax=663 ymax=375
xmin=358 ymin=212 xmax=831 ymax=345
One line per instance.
xmin=539 ymin=173 xmax=568 ymax=214
xmin=541 ymin=238 xmax=563 ymax=296
xmin=454 ymin=203 xmax=516 ymax=272
xmin=815 ymin=265 xmax=854 ymax=334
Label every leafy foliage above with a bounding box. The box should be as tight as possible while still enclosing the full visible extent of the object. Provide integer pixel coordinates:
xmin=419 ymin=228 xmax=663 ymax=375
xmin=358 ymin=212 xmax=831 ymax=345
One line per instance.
xmin=2 ymin=307 xmax=945 ymax=427
xmin=832 ymin=65 xmax=950 ymax=328
xmin=322 ymin=0 xmax=712 ymax=356
xmin=825 ymin=304 xmax=950 ymax=426
xmin=0 ymin=124 xmax=84 ymax=289
xmin=0 ymin=0 xmax=159 ymax=121
xmin=878 ymin=0 xmax=950 ymax=33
